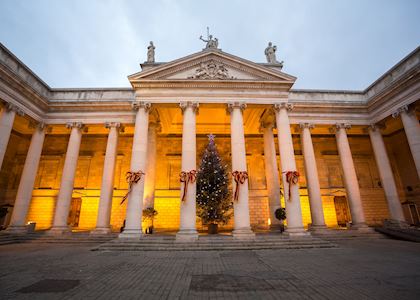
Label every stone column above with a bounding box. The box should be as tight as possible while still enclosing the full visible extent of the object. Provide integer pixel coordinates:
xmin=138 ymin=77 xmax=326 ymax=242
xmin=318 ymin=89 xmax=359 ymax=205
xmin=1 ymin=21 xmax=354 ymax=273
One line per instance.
xmin=177 ymin=102 xmax=199 ymax=240
xmin=260 ymin=121 xmax=281 ymax=228
xmin=92 ymin=122 xmax=122 ymax=235
xmin=368 ymin=124 xmax=406 ymax=223
xmin=393 ymin=105 xmax=420 ymax=179
xmin=7 ymin=122 xmax=47 ymax=233
xmin=273 ymin=103 xmax=307 ymax=236
xmin=143 ymin=121 xmax=160 ymax=209
xmin=333 ymin=123 xmax=368 ymax=229
xmin=119 ymin=102 xmax=150 ymax=238
xmin=299 ymin=123 xmax=327 ymax=230
xmin=0 ymin=103 xmax=24 ymax=170
xmin=50 ymin=122 xmax=84 ymax=234
xmin=228 ymin=102 xmax=254 ymax=239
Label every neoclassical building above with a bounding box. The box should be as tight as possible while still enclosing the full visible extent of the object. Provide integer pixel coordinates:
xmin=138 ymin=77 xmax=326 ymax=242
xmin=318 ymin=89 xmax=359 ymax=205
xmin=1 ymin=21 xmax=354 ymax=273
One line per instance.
xmin=0 ymin=40 xmax=419 ymax=239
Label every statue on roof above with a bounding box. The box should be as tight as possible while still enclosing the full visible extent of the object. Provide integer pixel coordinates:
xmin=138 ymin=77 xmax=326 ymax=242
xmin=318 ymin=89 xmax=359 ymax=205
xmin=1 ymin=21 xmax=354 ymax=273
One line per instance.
xmin=264 ymin=42 xmax=283 ymax=68
xmin=147 ymin=41 xmax=155 ymax=63
xmin=200 ymin=27 xmax=219 ymax=49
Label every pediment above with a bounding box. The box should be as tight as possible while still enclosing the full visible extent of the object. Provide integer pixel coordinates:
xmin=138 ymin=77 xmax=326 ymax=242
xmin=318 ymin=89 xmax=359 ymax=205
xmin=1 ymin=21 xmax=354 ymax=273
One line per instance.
xmin=128 ymin=50 xmax=296 ymax=83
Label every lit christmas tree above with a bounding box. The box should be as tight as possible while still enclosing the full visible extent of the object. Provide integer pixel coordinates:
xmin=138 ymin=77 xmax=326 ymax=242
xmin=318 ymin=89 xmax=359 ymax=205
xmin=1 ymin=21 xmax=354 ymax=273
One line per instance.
xmin=196 ymin=134 xmax=232 ymax=230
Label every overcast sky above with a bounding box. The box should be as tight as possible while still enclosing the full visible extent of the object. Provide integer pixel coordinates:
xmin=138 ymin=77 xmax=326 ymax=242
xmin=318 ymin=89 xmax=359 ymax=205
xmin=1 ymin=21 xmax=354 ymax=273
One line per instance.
xmin=1 ymin=0 xmax=419 ymax=90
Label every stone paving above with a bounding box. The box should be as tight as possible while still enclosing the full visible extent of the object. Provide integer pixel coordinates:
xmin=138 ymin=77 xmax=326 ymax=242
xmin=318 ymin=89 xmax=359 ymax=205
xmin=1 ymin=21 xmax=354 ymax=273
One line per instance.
xmin=0 ymin=239 xmax=420 ymax=299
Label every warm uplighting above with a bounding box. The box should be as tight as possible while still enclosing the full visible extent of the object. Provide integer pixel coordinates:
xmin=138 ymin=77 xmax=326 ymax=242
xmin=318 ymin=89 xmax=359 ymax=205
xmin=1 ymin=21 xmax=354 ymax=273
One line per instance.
xmin=268 ymin=218 xmax=271 ymax=226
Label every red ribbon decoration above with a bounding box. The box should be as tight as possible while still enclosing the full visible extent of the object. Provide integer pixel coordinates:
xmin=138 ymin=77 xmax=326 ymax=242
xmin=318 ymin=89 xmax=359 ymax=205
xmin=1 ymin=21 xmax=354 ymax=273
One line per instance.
xmin=232 ymin=171 xmax=248 ymax=202
xmin=120 ymin=171 xmax=145 ymax=205
xmin=285 ymin=171 xmax=300 ymax=201
xmin=179 ymin=170 xmax=197 ymax=202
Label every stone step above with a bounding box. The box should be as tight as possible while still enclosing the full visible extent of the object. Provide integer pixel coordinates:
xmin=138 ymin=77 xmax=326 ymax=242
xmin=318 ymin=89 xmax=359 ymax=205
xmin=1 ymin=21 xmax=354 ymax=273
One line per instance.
xmin=94 ymin=236 xmax=336 ymax=251
xmin=0 ymin=229 xmax=387 ymax=248
xmin=311 ymin=230 xmax=388 ymax=240
xmin=104 ymin=239 xmax=330 ymax=245
xmin=375 ymin=227 xmax=420 ymax=242
xmin=95 ymin=243 xmax=337 ymax=251
xmin=0 ymin=232 xmax=117 ymax=245
xmin=313 ymin=234 xmax=387 ymax=241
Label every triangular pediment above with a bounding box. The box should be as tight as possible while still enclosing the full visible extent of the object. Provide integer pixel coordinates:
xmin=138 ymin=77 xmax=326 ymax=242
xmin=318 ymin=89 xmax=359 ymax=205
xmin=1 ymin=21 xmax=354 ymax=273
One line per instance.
xmin=128 ymin=49 xmax=296 ymax=84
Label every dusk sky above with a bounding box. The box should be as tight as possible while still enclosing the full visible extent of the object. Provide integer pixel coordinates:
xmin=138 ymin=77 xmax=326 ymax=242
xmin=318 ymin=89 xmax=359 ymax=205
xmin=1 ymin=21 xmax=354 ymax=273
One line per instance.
xmin=1 ymin=0 xmax=419 ymax=90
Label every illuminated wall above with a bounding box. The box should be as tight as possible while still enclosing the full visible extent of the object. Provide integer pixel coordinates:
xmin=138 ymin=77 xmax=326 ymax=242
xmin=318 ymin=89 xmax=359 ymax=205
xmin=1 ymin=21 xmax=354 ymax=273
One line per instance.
xmin=3 ymin=133 xmax=398 ymax=232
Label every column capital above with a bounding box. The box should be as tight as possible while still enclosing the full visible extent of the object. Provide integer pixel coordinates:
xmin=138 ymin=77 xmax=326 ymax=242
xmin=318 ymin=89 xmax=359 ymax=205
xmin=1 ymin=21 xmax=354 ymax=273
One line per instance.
xmin=329 ymin=123 xmax=351 ymax=133
xmin=132 ymin=101 xmax=151 ymax=112
xmin=299 ymin=122 xmax=315 ymax=131
xmin=364 ymin=123 xmax=386 ymax=133
xmin=149 ymin=121 xmax=162 ymax=133
xmin=105 ymin=122 xmax=124 ymax=133
xmin=66 ymin=122 xmax=84 ymax=130
xmin=392 ymin=105 xmax=409 ymax=118
xmin=5 ymin=103 xmax=25 ymax=116
xmin=227 ymin=102 xmax=246 ymax=114
xmin=28 ymin=120 xmax=50 ymax=132
xmin=179 ymin=101 xmax=199 ymax=114
xmin=273 ymin=102 xmax=293 ymax=112
xmin=259 ymin=120 xmax=276 ymax=133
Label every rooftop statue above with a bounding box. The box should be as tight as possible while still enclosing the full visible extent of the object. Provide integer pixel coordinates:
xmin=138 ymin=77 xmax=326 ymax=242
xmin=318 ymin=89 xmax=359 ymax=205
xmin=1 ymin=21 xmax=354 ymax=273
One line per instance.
xmin=147 ymin=41 xmax=155 ymax=63
xmin=200 ymin=27 xmax=219 ymax=49
xmin=264 ymin=42 xmax=284 ymax=68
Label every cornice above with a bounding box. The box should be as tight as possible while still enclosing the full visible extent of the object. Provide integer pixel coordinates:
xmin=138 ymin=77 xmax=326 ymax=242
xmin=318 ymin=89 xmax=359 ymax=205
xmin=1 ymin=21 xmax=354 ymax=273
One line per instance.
xmin=131 ymin=80 xmax=294 ymax=90
xmin=364 ymin=46 xmax=420 ymax=95
xmin=0 ymin=43 xmax=51 ymax=97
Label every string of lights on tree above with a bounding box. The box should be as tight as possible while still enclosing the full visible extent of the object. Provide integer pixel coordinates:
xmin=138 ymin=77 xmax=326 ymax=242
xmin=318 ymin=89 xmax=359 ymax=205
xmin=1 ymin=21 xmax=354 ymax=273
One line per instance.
xmin=196 ymin=134 xmax=232 ymax=225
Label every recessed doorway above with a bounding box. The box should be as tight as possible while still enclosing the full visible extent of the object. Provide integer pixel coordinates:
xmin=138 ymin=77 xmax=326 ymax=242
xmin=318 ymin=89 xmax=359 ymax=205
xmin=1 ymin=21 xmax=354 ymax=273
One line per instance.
xmin=67 ymin=198 xmax=82 ymax=228
xmin=334 ymin=196 xmax=351 ymax=227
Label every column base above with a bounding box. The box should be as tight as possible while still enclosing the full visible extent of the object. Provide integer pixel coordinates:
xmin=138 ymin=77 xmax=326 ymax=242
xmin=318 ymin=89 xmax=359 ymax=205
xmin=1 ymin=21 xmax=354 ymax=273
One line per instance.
xmin=232 ymin=227 xmax=255 ymax=240
xmin=4 ymin=225 xmax=28 ymax=234
xmin=176 ymin=229 xmax=198 ymax=242
xmin=269 ymin=223 xmax=283 ymax=231
xmin=383 ymin=219 xmax=410 ymax=230
xmin=349 ymin=223 xmax=374 ymax=232
xmin=90 ymin=227 xmax=112 ymax=235
xmin=308 ymin=224 xmax=329 ymax=234
xmin=285 ymin=226 xmax=311 ymax=237
xmin=48 ymin=226 xmax=72 ymax=236
xmin=118 ymin=228 xmax=142 ymax=239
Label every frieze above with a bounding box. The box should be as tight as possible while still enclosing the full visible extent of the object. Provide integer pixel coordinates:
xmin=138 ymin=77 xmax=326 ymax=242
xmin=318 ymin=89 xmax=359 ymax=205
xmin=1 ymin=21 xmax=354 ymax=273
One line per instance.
xmin=132 ymin=82 xmax=292 ymax=90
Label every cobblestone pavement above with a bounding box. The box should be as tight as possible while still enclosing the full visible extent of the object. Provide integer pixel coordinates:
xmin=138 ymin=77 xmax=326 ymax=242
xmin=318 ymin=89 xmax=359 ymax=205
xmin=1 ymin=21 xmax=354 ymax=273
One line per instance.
xmin=0 ymin=239 xmax=420 ymax=299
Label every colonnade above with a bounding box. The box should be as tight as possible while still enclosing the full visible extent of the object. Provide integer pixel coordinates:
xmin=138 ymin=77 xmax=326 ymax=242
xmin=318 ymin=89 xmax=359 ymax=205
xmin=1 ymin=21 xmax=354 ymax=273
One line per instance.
xmin=2 ymin=101 xmax=418 ymax=237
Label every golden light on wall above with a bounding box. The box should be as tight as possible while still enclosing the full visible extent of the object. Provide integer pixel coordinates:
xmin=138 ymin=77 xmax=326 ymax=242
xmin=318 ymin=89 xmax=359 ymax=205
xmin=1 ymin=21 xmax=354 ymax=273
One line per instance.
xmin=25 ymin=186 xmax=343 ymax=232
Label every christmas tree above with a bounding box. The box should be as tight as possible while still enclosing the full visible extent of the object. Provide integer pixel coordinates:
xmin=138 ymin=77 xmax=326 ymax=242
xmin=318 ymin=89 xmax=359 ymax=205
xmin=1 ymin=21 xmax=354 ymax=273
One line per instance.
xmin=196 ymin=134 xmax=232 ymax=225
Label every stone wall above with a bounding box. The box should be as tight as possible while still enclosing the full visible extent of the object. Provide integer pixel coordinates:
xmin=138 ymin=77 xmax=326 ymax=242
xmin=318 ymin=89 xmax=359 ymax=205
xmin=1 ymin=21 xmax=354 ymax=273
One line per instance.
xmin=385 ymin=130 xmax=420 ymax=223
xmin=0 ymin=132 xmax=30 ymax=227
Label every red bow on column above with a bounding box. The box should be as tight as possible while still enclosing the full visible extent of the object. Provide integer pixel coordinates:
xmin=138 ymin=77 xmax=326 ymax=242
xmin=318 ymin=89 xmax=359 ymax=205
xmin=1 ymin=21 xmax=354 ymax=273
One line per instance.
xmin=285 ymin=171 xmax=300 ymax=201
xmin=120 ymin=171 xmax=145 ymax=205
xmin=179 ymin=170 xmax=197 ymax=202
xmin=232 ymin=171 xmax=248 ymax=202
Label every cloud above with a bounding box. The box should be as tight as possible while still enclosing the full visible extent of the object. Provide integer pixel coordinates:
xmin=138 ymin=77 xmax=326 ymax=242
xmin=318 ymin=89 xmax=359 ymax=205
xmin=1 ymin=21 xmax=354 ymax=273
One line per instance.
xmin=0 ymin=0 xmax=419 ymax=89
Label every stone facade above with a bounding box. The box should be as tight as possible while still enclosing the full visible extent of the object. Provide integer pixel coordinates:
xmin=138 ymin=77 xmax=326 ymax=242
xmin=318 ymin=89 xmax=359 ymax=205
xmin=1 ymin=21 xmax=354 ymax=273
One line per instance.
xmin=0 ymin=42 xmax=419 ymax=236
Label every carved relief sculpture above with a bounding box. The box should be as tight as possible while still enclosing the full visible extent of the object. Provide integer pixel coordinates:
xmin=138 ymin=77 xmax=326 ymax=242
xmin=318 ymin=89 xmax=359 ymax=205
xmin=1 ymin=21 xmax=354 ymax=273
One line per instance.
xmin=188 ymin=60 xmax=235 ymax=80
